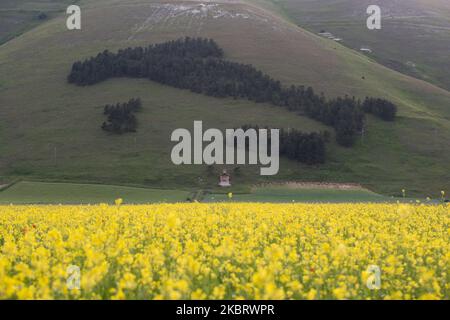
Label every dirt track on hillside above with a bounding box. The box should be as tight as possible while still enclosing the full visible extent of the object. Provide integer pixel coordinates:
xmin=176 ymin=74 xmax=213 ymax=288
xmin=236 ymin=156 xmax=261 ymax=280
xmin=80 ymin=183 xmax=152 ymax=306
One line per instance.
xmin=254 ymin=182 xmax=369 ymax=191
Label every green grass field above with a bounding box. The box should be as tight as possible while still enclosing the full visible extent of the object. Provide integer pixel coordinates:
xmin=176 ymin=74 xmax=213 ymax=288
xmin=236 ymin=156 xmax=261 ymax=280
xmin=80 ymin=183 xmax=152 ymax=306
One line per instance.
xmin=0 ymin=181 xmax=410 ymax=204
xmin=204 ymin=185 xmax=391 ymax=203
xmin=0 ymin=181 xmax=190 ymax=204
xmin=0 ymin=0 xmax=449 ymax=198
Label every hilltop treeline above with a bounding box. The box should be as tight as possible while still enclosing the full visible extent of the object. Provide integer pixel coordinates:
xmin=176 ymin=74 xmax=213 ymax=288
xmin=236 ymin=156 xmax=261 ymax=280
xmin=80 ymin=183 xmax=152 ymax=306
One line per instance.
xmin=68 ymin=37 xmax=397 ymax=146
xmin=102 ymin=98 xmax=142 ymax=134
xmin=68 ymin=38 xmax=223 ymax=86
xmin=241 ymin=125 xmax=327 ymax=165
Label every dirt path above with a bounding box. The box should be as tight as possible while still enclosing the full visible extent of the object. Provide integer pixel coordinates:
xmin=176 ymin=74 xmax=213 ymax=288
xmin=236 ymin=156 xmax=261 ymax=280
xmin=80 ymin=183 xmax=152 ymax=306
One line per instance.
xmin=254 ymin=182 xmax=370 ymax=191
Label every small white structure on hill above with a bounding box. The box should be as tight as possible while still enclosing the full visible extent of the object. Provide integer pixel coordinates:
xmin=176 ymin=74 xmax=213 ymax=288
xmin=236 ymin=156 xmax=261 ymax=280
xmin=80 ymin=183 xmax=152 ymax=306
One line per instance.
xmin=360 ymin=47 xmax=372 ymax=53
xmin=218 ymin=169 xmax=231 ymax=187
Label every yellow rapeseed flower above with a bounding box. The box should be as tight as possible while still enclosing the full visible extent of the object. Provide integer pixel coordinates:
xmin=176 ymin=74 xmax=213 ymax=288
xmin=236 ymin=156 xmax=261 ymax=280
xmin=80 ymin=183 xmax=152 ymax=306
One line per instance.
xmin=0 ymin=203 xmax=447 ymax=300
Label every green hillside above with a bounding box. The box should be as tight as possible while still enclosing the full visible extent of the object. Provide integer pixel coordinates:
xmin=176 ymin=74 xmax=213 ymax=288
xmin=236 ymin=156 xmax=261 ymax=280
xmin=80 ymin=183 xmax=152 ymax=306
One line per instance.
xmin=0 ymin=0 xmax=79 ymax=45
xmin=276 ymin=0 xmax=450 ymax=90
xmin=0 ymin=0 xmax=449 ymax=197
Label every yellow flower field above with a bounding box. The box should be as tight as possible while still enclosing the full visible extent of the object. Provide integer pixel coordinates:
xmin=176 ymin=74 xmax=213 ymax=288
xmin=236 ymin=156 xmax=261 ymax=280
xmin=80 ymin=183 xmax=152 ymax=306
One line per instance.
xmin=0 ymin=203 xmax=448 ymax=300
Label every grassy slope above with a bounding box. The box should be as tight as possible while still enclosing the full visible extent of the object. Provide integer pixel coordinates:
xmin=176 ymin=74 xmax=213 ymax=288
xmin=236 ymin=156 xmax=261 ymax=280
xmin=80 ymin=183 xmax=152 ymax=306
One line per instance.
xmin=0 ymin=0 xmax=79 ymax=45
xmin=0 ymin=181 xmax=189 ymax=204
xmin=0 ymin=0 xmax=449 ymax=197
xmin=276 ymin=0 xmax=450 ymax=90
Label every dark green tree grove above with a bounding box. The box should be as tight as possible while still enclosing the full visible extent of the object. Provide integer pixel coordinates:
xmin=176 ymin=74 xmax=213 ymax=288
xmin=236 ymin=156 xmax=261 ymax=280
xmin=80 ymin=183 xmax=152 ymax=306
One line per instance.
xmin=69 ymin=37 xmax=397 ymax=146
xmin=102 ymin=98 xmax=142 ymax=134
xmin=241 ymin=125 xmax=327 ymax=165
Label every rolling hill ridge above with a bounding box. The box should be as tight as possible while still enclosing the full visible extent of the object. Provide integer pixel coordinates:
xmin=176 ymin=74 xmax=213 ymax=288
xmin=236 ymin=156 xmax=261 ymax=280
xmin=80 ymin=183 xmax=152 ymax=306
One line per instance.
xmin=276 ymin=0 xmax=450 ymax=90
